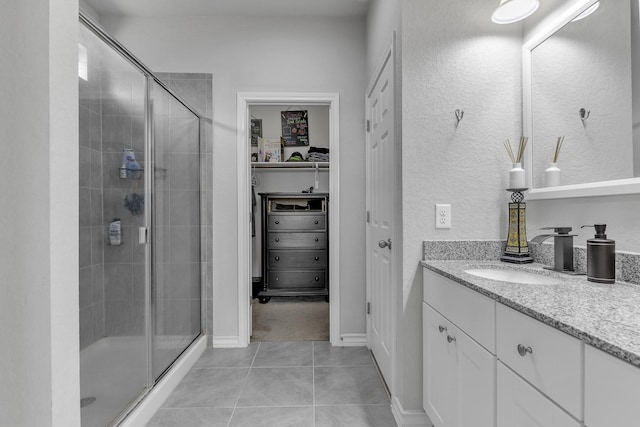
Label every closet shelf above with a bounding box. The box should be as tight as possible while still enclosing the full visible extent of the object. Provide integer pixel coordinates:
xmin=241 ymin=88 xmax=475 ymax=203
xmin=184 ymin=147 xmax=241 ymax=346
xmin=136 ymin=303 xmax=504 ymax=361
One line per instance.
xmin=251 ymin=162 xmax=329 ymax=169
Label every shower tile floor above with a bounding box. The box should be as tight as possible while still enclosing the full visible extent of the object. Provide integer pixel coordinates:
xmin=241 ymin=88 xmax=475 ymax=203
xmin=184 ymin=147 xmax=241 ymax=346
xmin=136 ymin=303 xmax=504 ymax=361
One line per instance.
xmin=146 ymin=341 xmax=397 ymax=427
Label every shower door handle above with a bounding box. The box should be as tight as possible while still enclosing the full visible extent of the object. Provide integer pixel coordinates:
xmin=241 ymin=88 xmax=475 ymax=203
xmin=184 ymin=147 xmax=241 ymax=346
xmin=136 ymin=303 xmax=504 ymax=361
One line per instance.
xmin=139 ymin=227 xmax=148 ymax=244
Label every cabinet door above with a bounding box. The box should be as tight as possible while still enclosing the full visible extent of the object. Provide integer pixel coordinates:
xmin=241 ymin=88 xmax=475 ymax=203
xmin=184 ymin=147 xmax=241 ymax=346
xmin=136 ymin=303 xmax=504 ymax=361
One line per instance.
xmin=456 ymin=322 xmax=496 ymax=427
xmin=585 ymin=345 xmax=640 ymax=427
xmin=497 ymin=362 xmax=581 ymax=427
xmin=423 ymin=303 xmax=458 ymax=427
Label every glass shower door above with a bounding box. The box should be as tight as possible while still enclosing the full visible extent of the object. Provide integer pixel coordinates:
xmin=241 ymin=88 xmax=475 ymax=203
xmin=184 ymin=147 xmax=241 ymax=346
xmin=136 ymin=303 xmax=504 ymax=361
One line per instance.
xmin=149 ymin=79 xmax=202 ymax=380
xmin=79 ymin=22 xmax=149 ymax=427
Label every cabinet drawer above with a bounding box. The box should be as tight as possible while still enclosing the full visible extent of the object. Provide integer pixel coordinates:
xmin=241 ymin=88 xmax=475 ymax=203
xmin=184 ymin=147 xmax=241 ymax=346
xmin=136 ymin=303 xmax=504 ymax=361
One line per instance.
xmin=585 ymin=345 xmax=640 ymax=427
xmin=497 ymin=362 xmax=581 ymax=427
xmin=423 ymin=268 xmax=495 ymax=353
xmin=496 ymin=304 xmax=583 ymax=419
xmin=268 ymin=270 xmax=326 ymax=288
xmin=268 ymin=215 xmax=325 ymax=230
xmin=268 ymin=250 xmax=327 ymax=268
xmin=267 ymin=232 xmax=325 ymax=249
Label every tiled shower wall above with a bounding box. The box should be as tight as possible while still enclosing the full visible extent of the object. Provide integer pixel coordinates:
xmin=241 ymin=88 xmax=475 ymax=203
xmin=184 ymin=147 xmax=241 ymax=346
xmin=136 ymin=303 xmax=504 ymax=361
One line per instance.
xmin=155 ymin=73 xmax=213 ymax=345
xmin=79 ymin=47 xmax=212 ymax=349
xmin=79 ymin=29 xmax=105 ymax=350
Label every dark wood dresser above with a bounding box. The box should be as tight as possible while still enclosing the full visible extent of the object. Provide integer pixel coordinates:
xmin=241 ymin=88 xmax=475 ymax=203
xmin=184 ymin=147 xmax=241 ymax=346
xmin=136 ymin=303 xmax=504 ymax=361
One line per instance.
xmin=258 ymin=192 xmax=329 ymax=303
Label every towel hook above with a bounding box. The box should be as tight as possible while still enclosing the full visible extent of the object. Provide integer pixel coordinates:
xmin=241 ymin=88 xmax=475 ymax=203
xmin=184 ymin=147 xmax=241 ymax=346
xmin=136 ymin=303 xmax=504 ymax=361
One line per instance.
xmin=579 ymin=108 xmax=590 ymax=125
xmin=455 ymin=109 xmax=464 ymax=125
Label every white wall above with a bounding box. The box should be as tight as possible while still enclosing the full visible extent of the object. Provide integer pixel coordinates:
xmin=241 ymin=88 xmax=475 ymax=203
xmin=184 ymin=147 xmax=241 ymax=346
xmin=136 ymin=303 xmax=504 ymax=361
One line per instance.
xmin=400 ymin=0 xmax=522 ymax=411
xmin=0 ymin=0 xmax=80 ymax=425
xmin=100 ymin=14 xmax=368 ymax=340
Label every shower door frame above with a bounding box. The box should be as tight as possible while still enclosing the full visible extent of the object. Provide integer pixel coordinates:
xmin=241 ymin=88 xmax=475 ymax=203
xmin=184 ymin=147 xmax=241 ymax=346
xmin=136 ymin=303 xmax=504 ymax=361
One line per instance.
xmin=79 ymin=11 xmax=206 ymax=426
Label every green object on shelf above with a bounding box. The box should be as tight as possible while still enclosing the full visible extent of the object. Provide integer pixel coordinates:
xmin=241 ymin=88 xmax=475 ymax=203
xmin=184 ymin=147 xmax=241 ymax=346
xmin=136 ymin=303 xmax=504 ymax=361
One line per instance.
xmin=287 ymin=152 xmax=304 ymax=162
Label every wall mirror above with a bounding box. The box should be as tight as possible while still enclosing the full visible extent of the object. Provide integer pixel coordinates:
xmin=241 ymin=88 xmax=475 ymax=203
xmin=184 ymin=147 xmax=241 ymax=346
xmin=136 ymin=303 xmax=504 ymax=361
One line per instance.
xmin=524 ymin=0 xmax=640 ymax=199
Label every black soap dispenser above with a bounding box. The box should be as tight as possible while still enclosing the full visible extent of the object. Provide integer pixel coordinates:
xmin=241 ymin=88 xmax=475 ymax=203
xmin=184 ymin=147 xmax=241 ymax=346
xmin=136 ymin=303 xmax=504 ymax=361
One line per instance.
xmin=581 ymin=224 xmax=615 ymax=284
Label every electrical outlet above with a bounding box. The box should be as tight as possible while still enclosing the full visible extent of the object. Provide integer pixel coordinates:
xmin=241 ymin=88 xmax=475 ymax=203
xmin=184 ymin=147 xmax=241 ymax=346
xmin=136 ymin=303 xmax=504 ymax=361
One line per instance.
xmin=435 ymin=204 xmax=451 ymax=229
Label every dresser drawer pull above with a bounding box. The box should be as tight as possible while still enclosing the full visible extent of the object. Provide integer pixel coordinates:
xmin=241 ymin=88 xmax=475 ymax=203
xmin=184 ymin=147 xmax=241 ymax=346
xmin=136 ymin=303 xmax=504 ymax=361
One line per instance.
xmin=275 ymin=256 xmax=280 ymax=261
xmin=447 ymin=335 xmax=456 ymax=344
xmin=315 ymin=237 xmax=319 ymax=242
xmin=275 ymin=220 xmax=280 ymax=224
xmin=314 ymin=256 xmax=320 ymax=261
xmin=315 ymin=220 xmax=319 ymax=224
xmin=438 ymin=325 xmax=447 ymax=334
xmin=315 ymin=276 xmax=320 ymax=281
xmin=275 ymin=238 xmax=280 ymax=242
xmin=517 ymin=344 xmax=533 ymax=356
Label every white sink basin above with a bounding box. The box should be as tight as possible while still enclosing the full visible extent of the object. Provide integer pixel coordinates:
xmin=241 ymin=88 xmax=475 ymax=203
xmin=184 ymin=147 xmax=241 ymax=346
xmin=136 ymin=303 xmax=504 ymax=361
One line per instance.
xmin=464 ymin=268 xmax=563 ymax=285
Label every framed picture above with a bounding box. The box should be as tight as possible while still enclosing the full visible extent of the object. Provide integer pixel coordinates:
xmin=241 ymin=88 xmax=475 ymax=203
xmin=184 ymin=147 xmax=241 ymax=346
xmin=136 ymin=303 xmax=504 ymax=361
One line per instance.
xmin=251 ymin=118 xmax=262 ymax=146
xmin=281 ymin=110 xmax=309 ymax=147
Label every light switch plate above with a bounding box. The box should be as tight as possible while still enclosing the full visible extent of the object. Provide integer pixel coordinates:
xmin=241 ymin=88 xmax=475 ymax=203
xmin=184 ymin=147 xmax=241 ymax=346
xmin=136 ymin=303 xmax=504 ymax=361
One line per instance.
xmin=435 ymin=204 xmax=451 ymax=229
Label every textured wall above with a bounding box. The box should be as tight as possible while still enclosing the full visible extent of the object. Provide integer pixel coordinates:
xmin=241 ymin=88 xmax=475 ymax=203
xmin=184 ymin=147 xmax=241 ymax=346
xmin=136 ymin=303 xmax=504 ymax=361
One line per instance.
xmin=100 ymin=14 xmax=368 ymax=340
xmin=401 ymin=0 xmax=522 ymax=411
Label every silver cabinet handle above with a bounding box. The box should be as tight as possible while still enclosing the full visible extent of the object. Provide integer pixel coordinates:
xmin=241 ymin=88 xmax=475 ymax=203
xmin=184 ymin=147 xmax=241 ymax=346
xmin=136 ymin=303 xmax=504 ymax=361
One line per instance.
xmin=447 ymin=335 xmax=456 ymax=343
xmin=438 ymin=325 xmax=447 ymax=334
xmin=378 ymin=238 xmax=392 ymax=249
xmin=517 ymin=344 xmax=533 ymax=356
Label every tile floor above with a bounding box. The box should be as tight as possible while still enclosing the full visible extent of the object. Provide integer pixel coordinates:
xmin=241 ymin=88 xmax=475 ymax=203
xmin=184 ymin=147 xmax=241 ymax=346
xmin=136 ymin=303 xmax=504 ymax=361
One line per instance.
xmin=146 ymin=341 xmax=397 ymax=427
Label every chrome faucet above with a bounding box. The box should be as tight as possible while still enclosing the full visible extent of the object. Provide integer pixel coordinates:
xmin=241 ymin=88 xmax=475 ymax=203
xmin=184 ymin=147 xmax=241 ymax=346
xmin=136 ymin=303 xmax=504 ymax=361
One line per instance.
xmin=530 ymin=227 xmax=577 ymax=272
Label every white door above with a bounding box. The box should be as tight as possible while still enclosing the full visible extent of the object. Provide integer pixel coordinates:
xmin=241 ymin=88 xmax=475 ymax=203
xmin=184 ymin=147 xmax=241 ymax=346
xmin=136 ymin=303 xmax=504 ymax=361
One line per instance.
xmin=366 ymin=40 xmax=395 ymax=385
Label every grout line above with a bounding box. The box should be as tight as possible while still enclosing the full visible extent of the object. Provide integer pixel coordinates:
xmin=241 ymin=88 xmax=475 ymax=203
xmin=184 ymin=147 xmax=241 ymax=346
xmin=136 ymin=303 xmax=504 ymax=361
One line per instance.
xmin=312 ymin=341 xmax=316 ymax=427
xmin=226 ymin=342 xmax=261 ymax=427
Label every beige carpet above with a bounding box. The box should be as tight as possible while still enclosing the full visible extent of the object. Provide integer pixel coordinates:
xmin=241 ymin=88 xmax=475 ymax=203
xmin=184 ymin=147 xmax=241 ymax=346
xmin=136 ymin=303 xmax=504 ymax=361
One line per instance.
xmin=251 ymin=296 xmax=329 ymax=342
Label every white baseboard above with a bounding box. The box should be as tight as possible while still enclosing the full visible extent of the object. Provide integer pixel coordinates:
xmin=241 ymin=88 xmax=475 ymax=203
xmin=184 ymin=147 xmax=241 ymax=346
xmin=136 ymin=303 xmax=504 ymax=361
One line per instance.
xmin=119 ymin=335 xmax=206 ymax=427
xmin=339 ymin=333 xmax=367 ymax=346
xmin=391 ymin=395 xmax=432 ymax=427
xmin=211 ymin=335 xmax=242 ymax=348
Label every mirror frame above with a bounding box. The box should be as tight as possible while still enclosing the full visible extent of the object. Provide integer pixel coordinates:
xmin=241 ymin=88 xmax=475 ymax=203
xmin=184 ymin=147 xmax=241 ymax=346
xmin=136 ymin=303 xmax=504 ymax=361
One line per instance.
xmin=523 ymin=0 xmax=640 ymax=200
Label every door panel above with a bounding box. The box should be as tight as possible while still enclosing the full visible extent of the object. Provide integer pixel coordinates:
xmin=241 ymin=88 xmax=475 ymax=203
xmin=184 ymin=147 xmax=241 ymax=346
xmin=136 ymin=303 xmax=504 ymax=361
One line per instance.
xmin=367 ymin=43 xmax=395 ymax=385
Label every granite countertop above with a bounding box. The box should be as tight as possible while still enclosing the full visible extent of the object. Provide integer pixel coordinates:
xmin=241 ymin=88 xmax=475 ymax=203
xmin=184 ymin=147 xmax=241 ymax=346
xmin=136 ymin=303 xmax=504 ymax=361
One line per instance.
xmin=421 ymin=259 xmax=640 ymax=367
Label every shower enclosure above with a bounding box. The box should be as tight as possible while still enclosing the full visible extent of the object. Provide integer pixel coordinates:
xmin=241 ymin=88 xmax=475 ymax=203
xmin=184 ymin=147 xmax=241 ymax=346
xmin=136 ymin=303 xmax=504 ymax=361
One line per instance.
xmin=78 ymin=14 xmax=204 ymax=427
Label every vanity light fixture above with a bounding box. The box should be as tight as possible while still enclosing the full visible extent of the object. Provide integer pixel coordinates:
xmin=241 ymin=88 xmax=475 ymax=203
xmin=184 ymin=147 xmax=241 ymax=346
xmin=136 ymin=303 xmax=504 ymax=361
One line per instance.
xmin=572 ymin=1 xmax=600 ymax=22
xmin=491 ymin=0 xmax=540 ymax=24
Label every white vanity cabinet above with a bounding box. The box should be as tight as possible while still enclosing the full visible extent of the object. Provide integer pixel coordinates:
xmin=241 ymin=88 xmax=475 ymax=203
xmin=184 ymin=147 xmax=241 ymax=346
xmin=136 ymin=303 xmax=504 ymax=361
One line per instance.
xmin=585 ymin=345 xmax=640 ymax=427
xmin=422 ymin=269 xmax=496 ymax=427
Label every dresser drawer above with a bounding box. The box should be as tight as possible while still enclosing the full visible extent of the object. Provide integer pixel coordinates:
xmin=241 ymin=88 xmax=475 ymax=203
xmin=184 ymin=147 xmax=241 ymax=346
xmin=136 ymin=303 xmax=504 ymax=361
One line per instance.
xmin=268 ymin=270 xmax=326 ymax=288
xmin=267 ymin=232 xmax=326 ymax=249
xmin=423 ymin=268 xmax=495 ymax=353
xmin=496 ymin=304 xmax=583 ymax=419
xmin=268 ymin=250 xmax=327 ymax=268
xmin=268 ymin=215 xmax=326 ymax=230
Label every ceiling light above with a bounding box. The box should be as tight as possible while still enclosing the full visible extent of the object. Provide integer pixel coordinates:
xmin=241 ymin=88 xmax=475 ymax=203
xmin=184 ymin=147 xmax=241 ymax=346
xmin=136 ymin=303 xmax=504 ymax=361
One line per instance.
xmin=572 ymin=1 xmax=600 ymax=22
xmin=491 ymin=0 xmax=540 ymax=24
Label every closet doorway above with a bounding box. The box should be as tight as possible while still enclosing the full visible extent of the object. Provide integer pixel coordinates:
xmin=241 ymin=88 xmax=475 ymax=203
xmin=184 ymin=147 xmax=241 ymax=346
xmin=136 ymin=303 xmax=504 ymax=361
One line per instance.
xmin=236 ymin=93 xmax=341 ymax=347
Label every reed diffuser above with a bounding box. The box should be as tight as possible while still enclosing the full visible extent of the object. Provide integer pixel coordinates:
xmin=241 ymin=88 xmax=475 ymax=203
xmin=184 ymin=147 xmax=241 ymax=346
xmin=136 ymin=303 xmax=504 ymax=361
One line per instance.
xmin=503 ymin=137 xmax=528 ymax=189
xmin=545 ymin=136 xmax=564 ymax=187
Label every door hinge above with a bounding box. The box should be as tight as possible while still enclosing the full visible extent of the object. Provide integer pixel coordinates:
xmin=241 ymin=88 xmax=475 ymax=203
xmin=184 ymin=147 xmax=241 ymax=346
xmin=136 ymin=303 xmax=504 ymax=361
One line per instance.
xmin=366 ymin=210 xmax=370 ymax=223
xmin=367 ymin=302 xmax=371 ymax=315
xmin=366 ymin=119 xmax=371 ymax=132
